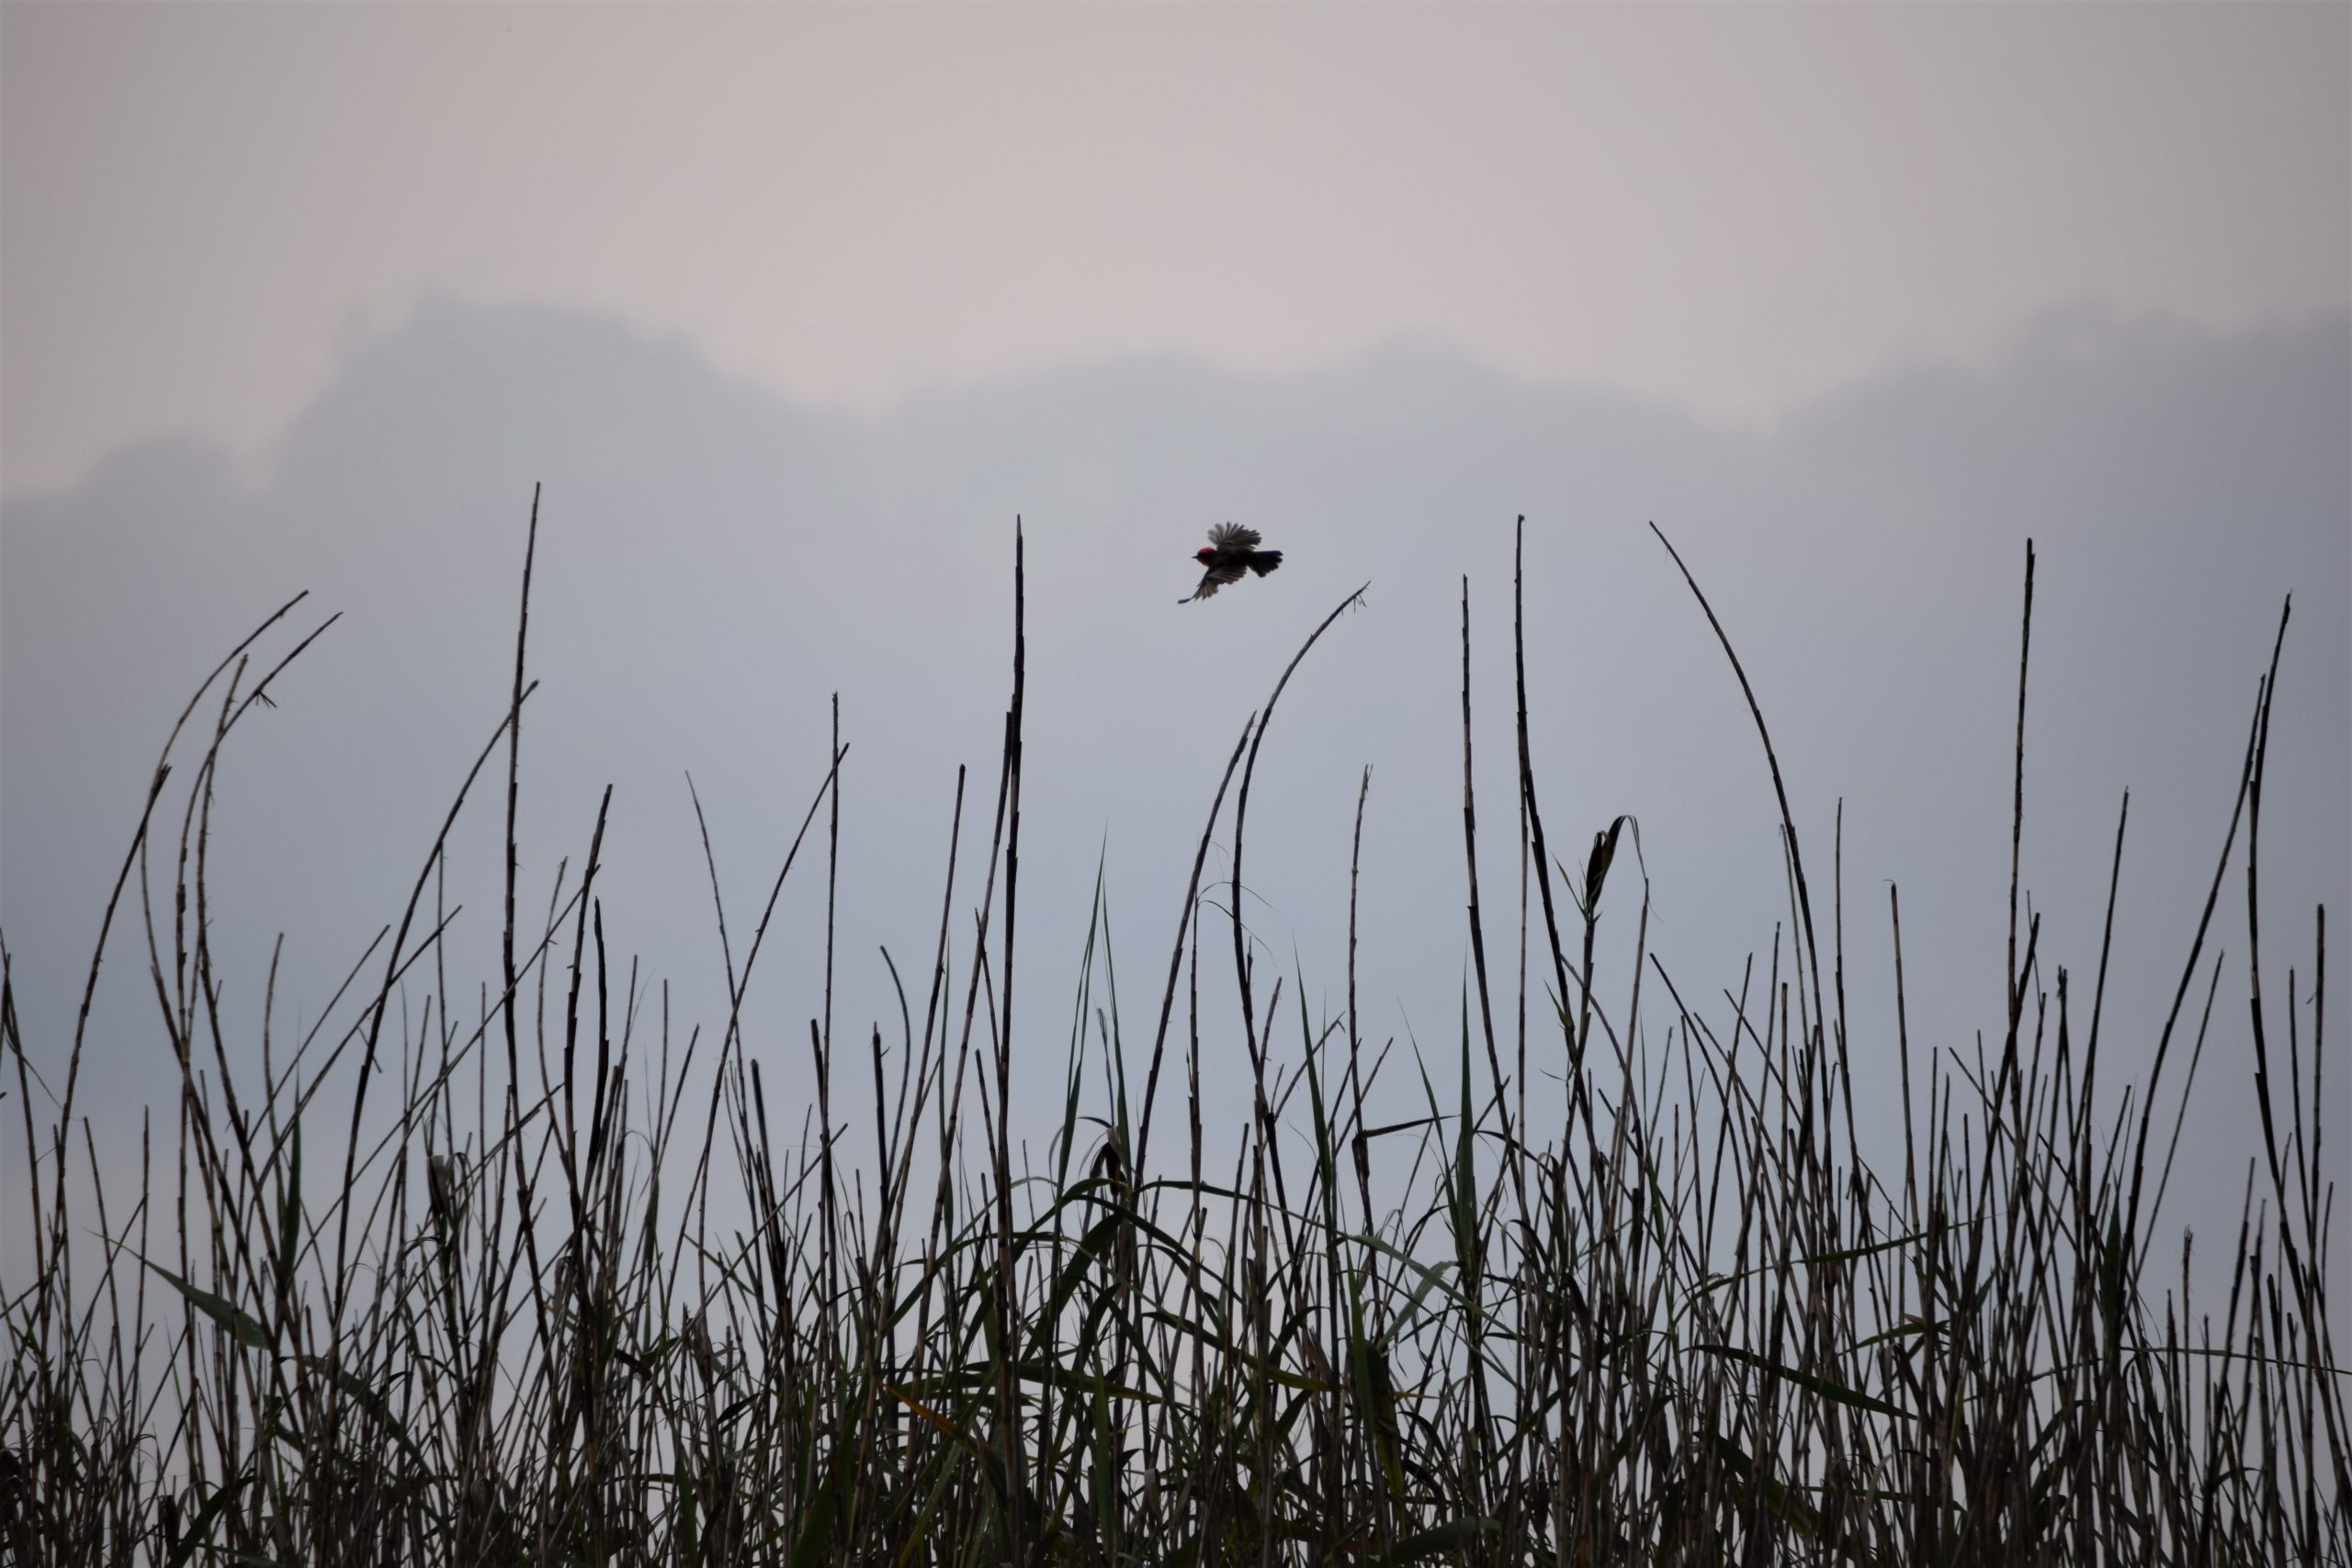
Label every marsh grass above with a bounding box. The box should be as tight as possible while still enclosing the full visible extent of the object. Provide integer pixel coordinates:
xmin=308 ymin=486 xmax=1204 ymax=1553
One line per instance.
xmin=4 ymin=506 xmax=2343 ymax=1565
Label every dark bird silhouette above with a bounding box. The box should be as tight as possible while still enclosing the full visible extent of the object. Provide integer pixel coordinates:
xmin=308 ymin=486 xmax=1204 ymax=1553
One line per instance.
xmin=1181 ymin=523 xmax=1283 ymax=604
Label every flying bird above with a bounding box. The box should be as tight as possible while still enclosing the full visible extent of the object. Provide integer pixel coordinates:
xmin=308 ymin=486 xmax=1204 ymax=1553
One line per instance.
xmin=1181 ymin=523 xmax=1283 ymax=604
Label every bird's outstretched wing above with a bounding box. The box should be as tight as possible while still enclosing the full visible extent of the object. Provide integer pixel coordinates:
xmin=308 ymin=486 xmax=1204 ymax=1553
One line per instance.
xmin=1181 ymin=559 xmax=1248 ymax=604
xmin=1205 ymin=522 xmax=1261 ymax=552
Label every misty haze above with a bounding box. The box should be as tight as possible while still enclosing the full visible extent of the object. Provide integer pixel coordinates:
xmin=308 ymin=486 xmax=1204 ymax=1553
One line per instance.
xmin=5 ymin=6 xmax=2346 ymax=1562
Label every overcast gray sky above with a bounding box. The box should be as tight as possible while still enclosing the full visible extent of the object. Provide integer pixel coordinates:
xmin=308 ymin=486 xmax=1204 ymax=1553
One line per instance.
xmin=4 ymin=5 xmax=2347 ymax=1311
xmin=6 ymin=3 xmax=2346 ymax=493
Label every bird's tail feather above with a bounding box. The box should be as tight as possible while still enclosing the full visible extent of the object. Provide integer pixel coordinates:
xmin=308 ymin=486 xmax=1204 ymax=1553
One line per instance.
xmin=1248 ymin=551 xmax=1283 ymax=576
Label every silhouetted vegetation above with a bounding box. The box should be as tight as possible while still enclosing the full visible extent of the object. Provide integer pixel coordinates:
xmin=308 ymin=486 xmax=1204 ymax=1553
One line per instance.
xmin=5 ymin=502 xmax=2342 ymax=1565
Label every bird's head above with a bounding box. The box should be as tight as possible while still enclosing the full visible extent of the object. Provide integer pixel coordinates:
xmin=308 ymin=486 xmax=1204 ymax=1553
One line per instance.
xmin=1194 ymin=546 xmax=1216 ymax=562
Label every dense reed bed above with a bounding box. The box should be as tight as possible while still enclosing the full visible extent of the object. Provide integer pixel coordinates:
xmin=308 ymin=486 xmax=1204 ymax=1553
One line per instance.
xmin=4 ymin=506 xmax=2342 ymax=1565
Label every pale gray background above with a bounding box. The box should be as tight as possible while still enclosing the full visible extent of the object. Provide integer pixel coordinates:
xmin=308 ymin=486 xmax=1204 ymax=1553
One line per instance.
xmin=4 ymin=6 xmax=2346 ymax=1316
